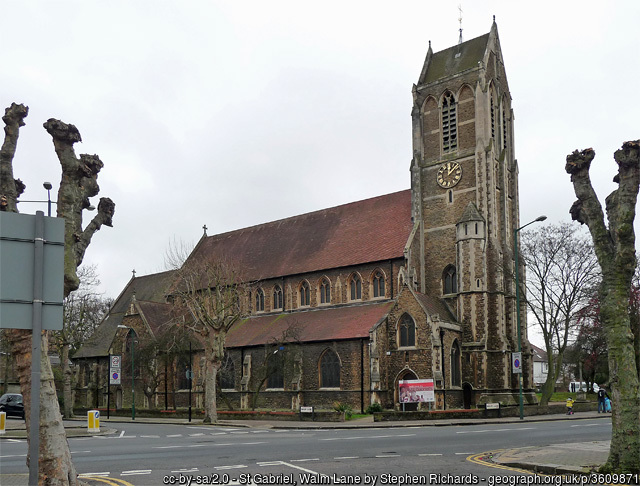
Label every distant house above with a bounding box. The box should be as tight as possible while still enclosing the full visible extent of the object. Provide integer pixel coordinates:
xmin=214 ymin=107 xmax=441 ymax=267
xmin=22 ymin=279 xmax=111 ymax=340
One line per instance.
xmin=531 ymin=344 xmax=548 ymax=387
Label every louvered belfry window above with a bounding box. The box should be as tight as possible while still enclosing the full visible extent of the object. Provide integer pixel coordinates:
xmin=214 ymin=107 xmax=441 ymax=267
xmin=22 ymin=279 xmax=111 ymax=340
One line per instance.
xmin=442 ymin=92 xmax=457 ymax=151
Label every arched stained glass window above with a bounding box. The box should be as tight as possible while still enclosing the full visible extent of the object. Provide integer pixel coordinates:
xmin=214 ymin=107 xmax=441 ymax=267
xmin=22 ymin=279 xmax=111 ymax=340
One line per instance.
xmin=319 ymin=349 xmax=340 ymax=388
xmin=398 ymin=313 xmax=416 ymax=347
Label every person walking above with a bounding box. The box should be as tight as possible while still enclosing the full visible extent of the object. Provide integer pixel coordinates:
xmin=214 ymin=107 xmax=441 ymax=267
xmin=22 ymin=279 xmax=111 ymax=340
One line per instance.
xmin=597 ymin=387 xmax=607 ymax=413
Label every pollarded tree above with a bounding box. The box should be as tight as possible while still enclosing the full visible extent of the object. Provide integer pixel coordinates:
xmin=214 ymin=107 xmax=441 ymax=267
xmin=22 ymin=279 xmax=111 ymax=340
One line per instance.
xmin=1 ymin=102 xmax=115 ymax=484
xmin=565 ymin=141 xmax=640 ymax=474
xmin=520 ymin=223 xmax=600 ymax=406
xmin=169 ymin=256 xmax=245 ymax=423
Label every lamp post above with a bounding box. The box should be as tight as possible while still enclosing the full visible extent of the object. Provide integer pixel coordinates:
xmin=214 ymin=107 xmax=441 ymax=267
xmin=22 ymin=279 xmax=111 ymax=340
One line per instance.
xmin=118 ymin=325 xmax=136 ymax=420
xmin=43 ymin=182 xmax=52 ymax=217
xmin=514 ymin=215 xmax=547 ymax=420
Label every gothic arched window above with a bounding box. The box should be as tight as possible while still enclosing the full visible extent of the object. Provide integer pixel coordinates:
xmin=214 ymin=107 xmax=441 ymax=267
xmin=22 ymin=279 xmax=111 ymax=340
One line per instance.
xmin=320 ymin=278 xmax=331 ymax=304
xmin=319 ymin=349 xmax=340 ymax=388
xmin=398 ymin=313 xmax=416 ymax=348
xmin=299 ymin=281 xmax=310 ymax=307
xmin=267 ymin=351 xmax=284 ymax=389
xmin=349 ymin=274 xmax=362 ymax=301
xmin=443 ymin=265 xmax=457 ymax=295
xmin=255 ymin=288 xmax=265 ymax=312
xmin=273 ymin=285 xmax=283 ymax=310
xmin=442 ymin=92 xmax=457 ymax=152
xmin=219 ymin=354 xmax=235 ymax=390
xmin=451 ymin=340 xmax=461 ymax=387
xmin=372 ymin=270 xmax=385 ymax=298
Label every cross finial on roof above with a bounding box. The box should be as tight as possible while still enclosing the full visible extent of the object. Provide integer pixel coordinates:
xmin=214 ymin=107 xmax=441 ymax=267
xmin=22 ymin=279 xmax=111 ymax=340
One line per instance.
xmin=132 ymin=269 xmax=136 ymax=278
xmin=203 ymin=224 xmax=208 ymax=236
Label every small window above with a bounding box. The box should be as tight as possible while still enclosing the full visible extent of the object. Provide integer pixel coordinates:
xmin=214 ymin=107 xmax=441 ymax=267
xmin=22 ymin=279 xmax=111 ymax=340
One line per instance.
xmin=448 ymin=190 xmax=453 ymax=203
xmin=442 ymin=92 xmax=457 ymax=152
xmin=490 ymin=96 xmax=495 ymax=139
xmin=255 ymin=288 xmax=265 ymax=312
xmin=349 ymin=274 xmax=362 ymax=301
xmin=273 ymin=285 xmax=283 ymax=310
xmin=299 ymin=281 xmax=310 ymax=307
xmin=443 ymin=265 xmax=457 ymax=294
xmin=319 ymin=349 xmax=340 ymax=388
xmin=320 ymin=278 xmax=331 ymax=304
xmin=372 ymin=271 xmax=385 ymax=298
xmin=398 ymin=313 xmax=416 ymax=347
xmin=502 ymin=103 xmax=507 ymax=150
xmin=451 ymin=340 xmax=461 ymax=387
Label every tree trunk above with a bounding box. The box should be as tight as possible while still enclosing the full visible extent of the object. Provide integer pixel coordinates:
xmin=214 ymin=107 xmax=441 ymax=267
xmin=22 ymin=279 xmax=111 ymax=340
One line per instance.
xmin=62 ymin=344 xmax=73 ymax=418
xmin=7 ymin=329 xmax=82 ymax=485
xmin=566 ymin=142 xmax=640 ymax=474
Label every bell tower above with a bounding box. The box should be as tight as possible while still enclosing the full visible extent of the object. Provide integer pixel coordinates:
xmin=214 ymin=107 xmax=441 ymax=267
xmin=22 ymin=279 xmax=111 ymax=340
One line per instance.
xmin=409 ymin=20 xmax=534 ymax=404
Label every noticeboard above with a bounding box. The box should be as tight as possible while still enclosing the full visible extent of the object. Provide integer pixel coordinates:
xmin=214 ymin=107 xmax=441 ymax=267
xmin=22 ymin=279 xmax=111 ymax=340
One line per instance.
xmin=0 ymin=211 xmax=64 ymax=330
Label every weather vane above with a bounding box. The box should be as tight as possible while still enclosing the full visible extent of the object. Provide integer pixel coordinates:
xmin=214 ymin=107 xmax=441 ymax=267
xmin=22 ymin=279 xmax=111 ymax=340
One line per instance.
xmin=458 ymin=4 xmax=463 ymax=44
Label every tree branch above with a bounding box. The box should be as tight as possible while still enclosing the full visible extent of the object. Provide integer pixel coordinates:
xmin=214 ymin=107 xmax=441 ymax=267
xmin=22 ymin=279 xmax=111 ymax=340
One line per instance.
xmin=1 ymin=103 xmax=28 ymax=212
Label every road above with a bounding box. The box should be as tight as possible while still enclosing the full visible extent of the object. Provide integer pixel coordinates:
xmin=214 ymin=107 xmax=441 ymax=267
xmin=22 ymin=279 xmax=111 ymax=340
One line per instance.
xmin=0 ymin=418 xmax=612 ymax=485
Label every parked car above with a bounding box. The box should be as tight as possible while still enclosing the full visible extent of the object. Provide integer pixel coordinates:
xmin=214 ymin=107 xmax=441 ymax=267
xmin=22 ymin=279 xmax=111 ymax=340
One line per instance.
xmin=0 ymin=393 xmax=25 ymax=419
xmin=568 ymin=381 xmax=599 ymax=393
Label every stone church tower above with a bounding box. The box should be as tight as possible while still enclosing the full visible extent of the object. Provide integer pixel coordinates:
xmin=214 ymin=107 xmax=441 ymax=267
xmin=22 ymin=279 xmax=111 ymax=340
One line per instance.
xmin=408 ymin=20 xmax=534 ymax=404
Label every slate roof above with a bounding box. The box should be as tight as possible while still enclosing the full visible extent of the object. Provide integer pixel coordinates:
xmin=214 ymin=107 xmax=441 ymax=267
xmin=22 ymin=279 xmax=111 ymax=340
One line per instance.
xmin=73 ymin=271 xmax=175 ymax=359
xmin=458 ymin=202 xmax=485 ymax=224
xmin=413 ymin=292 xmax=457 ymax=323
xmin=421 ymin=33 xmax=490 ymax=84
xmin=184 ymin=190 xmax=412 ymax=283
xmin=225 ymin=302 xmax=395 ymax=348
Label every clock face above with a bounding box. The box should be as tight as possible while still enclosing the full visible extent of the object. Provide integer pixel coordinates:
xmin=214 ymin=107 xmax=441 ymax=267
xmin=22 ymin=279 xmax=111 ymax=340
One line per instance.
xmin=436 ymin=162 xmax=462 ymax=188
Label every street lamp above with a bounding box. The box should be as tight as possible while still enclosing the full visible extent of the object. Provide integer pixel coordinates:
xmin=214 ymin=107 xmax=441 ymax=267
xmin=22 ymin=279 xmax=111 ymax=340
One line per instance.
xmin=43 ymin=182 xmax=52 ymax=217
xmin=514 ymin=215 xmax=547 ymax=420
xmin=118 ymin=325 xmax=136 ymax=420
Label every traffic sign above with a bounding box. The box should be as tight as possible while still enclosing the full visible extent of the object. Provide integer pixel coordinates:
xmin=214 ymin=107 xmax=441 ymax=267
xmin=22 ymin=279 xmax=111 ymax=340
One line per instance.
xmin=111 ymin=355 xmax=121 ymax=369
xmin=110 ymin=371 xmax=121 ymax=385
xmin=512 ymin=352 xmax=522 ymax=374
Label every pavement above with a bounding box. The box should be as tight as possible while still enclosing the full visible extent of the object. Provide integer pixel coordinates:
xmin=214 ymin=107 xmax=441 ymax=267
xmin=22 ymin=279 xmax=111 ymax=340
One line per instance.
xmin=0 ymin=410 xmax=613 ymax=478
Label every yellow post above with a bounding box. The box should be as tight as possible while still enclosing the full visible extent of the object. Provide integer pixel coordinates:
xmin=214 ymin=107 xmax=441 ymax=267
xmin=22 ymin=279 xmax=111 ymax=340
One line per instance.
xmin=0 ymin=411 xmax=5 ymax=435
xmin=87 ymin=410 xmax=100 ymax=433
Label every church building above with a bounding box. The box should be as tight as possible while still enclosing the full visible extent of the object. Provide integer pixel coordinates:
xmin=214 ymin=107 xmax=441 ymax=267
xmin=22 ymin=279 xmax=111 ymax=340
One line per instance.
xmin=74 ymin=21 xmax=536 ymax=413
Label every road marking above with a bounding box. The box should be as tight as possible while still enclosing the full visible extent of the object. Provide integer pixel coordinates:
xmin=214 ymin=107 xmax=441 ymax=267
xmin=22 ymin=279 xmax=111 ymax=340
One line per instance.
xmin=320 ymin=433 xmax=416 ymax=441
xmin=291 ymin=458 xmax=319 ymax=462
xmin=375 ymin=454 xmax=398 ymax=458
xmin=139 ymin=435 xmax=159 ymax=438
xmin=80 ymin=475 xmax=134 ymax=486
xmin=121 ymin=470 xmax=152 ymax=476
xmin=187 ymin=426 xmax=213 ymax=430
xmin=231 ymin=431 xmax=249 ymax=434
xmin=167 ymin=434 xmax=183 ymax=437
xmin=570 ymin=423 xmax=602 ymax=427
xmin=154 ymin=445 xmax=183 ymax=449
xmin=172 ymin=468 xmax=199 ymax=473
xmin=251 ymin=430 xmax=270 ymax=433
xmin=457 ymin=427 xmax=535 ymax=434
xmin=119 ymin=431 xmax=125 ymax=438
xmin=189 ymin=433 xmax=205 ymax=436
xmin=216 ymin=465 xmax=248 ymax=470
xmin=79 ymin=472 xmax=110 ymax=477
xmin=455 ymin=452 xmax=475 ymax=455
xmin=70 ymin=450 xmax=92 ymax=454
xmin=419 ymin=453 xmax=443 ymax=456
xmin=0 ymin=454 xmax=27 ymax=458
xmin=334 ymin=456 xmax=359 ymax=460
xmin=279 ymin=461 xmax=320 ymax=474
xmin=210 ymin=432 xmax=228 ymax=436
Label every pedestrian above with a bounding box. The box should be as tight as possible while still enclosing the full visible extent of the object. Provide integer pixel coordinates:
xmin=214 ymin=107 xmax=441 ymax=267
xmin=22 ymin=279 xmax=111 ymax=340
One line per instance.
xmin=566 ymin=397 xmax=574 ymax=415
xmin=604 ymin=396 xmax=612 ymax=413
xmin=597 ymin=387 xmax=607 ymax=413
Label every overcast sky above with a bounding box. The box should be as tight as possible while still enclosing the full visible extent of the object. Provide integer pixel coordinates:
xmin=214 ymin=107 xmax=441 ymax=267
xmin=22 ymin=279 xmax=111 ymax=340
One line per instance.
xmin=3 ymin=1 xmax=639 ymax=345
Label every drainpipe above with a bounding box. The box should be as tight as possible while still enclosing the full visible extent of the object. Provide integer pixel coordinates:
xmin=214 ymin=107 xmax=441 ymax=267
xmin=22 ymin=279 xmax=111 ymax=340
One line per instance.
xmin=360 ymin=338 xmax=365 ymax=414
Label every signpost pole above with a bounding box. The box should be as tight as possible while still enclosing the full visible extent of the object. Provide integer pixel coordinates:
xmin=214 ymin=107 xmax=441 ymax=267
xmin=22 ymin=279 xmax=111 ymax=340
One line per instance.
xmin=107 ymin=354 xmax=111 ymax=419
xmin=28 ymin=211 xmax=44 ymax=486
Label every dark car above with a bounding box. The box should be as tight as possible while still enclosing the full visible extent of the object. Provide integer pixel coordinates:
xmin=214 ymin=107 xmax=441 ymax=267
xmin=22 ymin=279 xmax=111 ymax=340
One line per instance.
xmin=0 ymin=393 xmax=25 ymax=419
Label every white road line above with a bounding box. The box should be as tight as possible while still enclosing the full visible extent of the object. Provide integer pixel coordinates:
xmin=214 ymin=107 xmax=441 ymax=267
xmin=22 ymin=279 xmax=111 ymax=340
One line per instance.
xmin=0 ymin=454 xmax=27 ymax=458
xmin=418 ymin=453 xmax=443 ymax=456
xmin=79 ymin=472 xmax=110 ymax=477
xmin=375 ymin=454 xmax=398 ymax=458
xmin=456 ymin=427 xmax=535 ymax=434
xmin=187 ymin=426 xmax=213 ymax=430
xmin=119 ymin=431 xmax=125 ymax=438
xmin=455 ymin=452 xmax=474 ymax=455
xmin=230 ymin=431 xmax=249 ymax=434
xmin=291 ymin=458 xmax=319 ymax=462
xmin=210 ymin=432 xmax=228 ymax=436
xmin=280 ymin=461 xmax=320 ymax=474
xmin=189 ymin=433 xmax=205 ymax=437
xmin=154 ymin=445 xmax=183 ymax=449
xmin=258 ymin=461 xmax=284 ymax=466
xmin=167 ymin=434 xmax=183 ymax=437
xmin=121 ymin=470 xmax=152 ymax=476
xmin=6 ymin=439 xmax=24 ymax=443
xmin=140 ymin=435 xmax=160 ymax=438
xmin=70 ymin=451 xmax=91 ymax=454
xmin=570 ymin=423 xmax=602 ymax=427
xmin=334 ymin=456 xmax=359 ymax=460
xmin=251 ymin=430 xmax=270 ymax=433
xmin=320 ymin=433 xmax=416 ymax=441
xmin=216 ymin=465 xmax=248 ymax=470
xmin=172 ymin=468 xmax=199 ymax=473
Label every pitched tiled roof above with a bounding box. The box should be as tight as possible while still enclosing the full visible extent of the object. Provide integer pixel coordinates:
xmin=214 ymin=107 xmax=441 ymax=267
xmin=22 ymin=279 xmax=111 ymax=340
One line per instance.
xmin=226 ymin=302 xmax=394 ymax=348
xmin=421 ymin=33 xmax=489 ymax=84
xmin=413 ymin=292 xmax=457 ymax=323
xmin=185 ymin=190 xmax=412 ymax=282
xmin=73 ymin=271 xmax=175 ymax=359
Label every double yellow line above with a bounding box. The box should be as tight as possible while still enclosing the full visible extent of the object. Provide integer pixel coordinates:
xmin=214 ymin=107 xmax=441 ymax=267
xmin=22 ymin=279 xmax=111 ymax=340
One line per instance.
xmin=79 ymin=475 xmax=135 ymax=486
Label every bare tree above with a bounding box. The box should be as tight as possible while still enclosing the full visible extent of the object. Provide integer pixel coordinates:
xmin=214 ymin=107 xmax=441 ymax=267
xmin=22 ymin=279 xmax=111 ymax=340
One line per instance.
xmin=169 ymin=254 xmax=245 ymax=423
xmin=520 ymin=223 xmax=600 ymax=405
xmin=565 ymin=141 xmax=640 ymax=473
xmin=52 ymin=265 xmax=111 ymax=418
xmin=1 ymin=103 xmax=114 ymax=484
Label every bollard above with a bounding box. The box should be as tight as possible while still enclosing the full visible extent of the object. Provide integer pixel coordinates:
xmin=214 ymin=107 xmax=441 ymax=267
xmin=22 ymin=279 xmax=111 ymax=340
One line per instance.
xmin=0 ymin=412 xmax=5 ymax=435
xmin=87 ymin=410 xmax=100 ymax=433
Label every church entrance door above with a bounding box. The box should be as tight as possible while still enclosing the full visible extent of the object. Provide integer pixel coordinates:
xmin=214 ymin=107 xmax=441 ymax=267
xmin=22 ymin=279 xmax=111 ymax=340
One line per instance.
xmin=462 ymin=382 xmax=473 ymax=409
xmin=396 ymin=370 xmax=418 ymax=412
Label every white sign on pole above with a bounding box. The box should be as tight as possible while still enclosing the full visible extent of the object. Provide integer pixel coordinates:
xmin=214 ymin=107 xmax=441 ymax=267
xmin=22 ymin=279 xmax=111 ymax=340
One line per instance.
xmin=512 ymin=352 xmax=522 ymax=374
xmin=111 ymin=355 xmax=121 ymax=369
xmin=110 ymin=371 xmax=121 ymax=385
